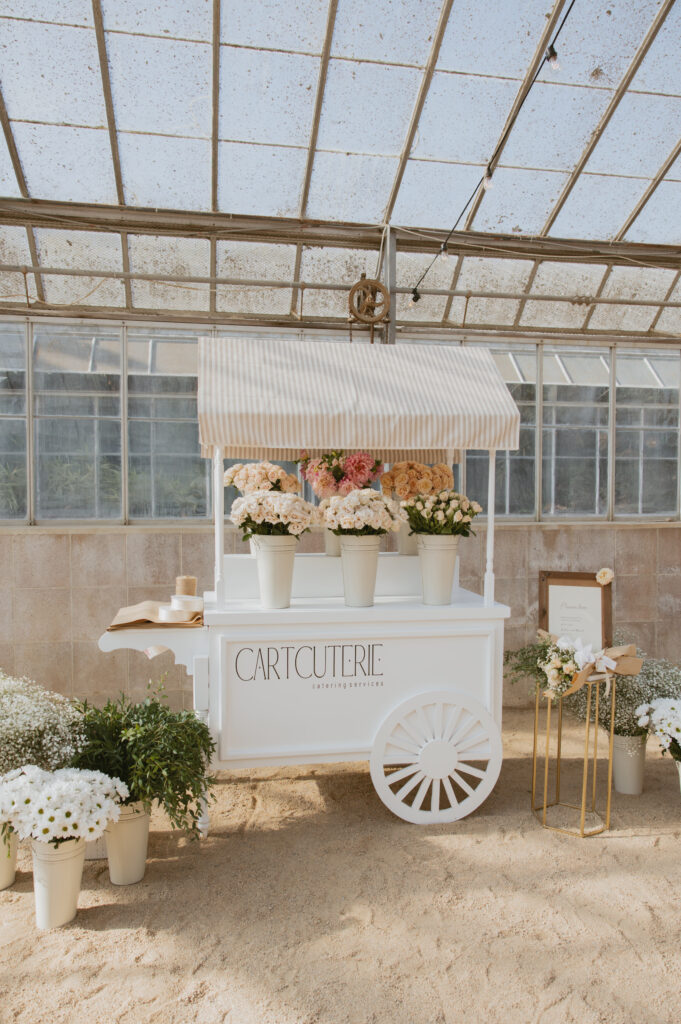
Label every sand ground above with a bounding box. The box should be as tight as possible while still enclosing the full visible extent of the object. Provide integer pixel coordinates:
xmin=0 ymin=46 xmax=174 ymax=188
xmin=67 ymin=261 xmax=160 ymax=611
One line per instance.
xmin=1 ymin=708 xmax=680 ymax=1024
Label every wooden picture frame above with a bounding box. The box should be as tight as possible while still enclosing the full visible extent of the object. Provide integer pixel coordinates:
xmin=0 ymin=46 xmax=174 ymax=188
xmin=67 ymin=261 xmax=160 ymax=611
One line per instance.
xmin=538 ymin=571 xmax=612 ymax=650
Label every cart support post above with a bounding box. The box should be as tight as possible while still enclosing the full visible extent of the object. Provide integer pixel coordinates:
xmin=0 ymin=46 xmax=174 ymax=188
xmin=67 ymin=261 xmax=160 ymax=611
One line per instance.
xmin=484 ymin=448 xmax=496 ymax=607
xmin=213 ymin=447 xmax=225 ymax=603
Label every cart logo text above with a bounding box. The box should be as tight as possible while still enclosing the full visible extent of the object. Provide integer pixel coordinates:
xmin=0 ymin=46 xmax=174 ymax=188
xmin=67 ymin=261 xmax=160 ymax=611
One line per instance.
xmin=234 ymin=642 xmax=384 ymax=683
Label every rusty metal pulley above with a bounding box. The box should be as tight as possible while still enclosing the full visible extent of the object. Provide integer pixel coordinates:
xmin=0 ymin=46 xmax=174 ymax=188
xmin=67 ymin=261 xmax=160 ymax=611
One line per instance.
xmin=348 ymin=274 xmax=390 ymax=325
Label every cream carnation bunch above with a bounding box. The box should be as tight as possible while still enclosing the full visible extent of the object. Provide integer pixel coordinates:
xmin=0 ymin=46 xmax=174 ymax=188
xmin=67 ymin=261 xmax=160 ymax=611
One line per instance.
xmin=402 ymin=489 xmax=482 ymax=537
xmin=381 ymin=462 xmax=453 ymax=501
xmin=539 ymin=638 xmax=579 ymax=699
xmin=0 ymin=673 xmax=85 ymax=775
xmin=0 ymin=766 xmax=128 ymax=846
xmin=322 ymin=489 xmax=406 ymax=536
xmin=231 ymin=490 xmax=317 ymax=540
xmin=636 ymin=698 xmax=681 ymax=760
xmin=224 ymin=461 xmax=300 ymax=495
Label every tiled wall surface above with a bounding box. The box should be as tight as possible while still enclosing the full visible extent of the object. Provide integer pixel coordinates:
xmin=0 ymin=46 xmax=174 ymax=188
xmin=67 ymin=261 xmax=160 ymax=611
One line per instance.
xmin=0 ymin=523 xmax=676 ymax=709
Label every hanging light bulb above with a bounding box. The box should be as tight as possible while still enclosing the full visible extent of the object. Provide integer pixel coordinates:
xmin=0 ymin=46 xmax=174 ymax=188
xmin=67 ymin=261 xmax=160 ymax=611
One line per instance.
xmin=483 ymin=167 xmax=493 ymax=190
xmin=439 ymin=243 xmax=449 ymax=261
xmin=408 ymin=288 xmax=421 ymax=308
xmin=546 ymin=44 xmax=560 ymax=70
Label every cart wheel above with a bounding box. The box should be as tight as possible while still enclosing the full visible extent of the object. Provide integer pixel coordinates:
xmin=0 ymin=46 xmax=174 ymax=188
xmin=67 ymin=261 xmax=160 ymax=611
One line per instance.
xmin=370 ymin=690 xmax=502 ymax=824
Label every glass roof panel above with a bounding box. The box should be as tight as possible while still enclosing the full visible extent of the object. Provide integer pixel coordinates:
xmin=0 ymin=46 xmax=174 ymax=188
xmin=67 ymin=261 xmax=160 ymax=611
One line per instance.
xmin=414 ymin=73 xmax=518 ymax=164
xmin=395 ymin=251 xmax=456 ymax=322
xmin=34 ymin=229 xmax=123 ymax=272
xmin=591 ymin=266 xmax=676 ymax=332
xmin=127 ymin=327 xmax=201 ymax=376
xmin=625 ymin=180 xmax=681 ymax=244
xmin=0 ymin=133 xmax=20 ymax=197
xmin=0 ymin=272 xmax=34 ymax=305
xmin=218 ymin=142 xmax=306 ymax=216
xmin=586 ymin=92 xmax=681 ymax=178
xmin=0 ymin=227 xmax=37 ymax=304
xmin=655 ymin=279 xmax=681 ymax=334
xmin=317 ymin=60 xmax=421 ymax=156
xmin=630 ymin=0 xmax=681 ymax=96
xmin=514 ymin=352 xmax=538 ymax=383
xmin=12 ymin=124 xmax=118 ymax=204
xmin=0 ymin=19 xmax=106 ymax=125
xmin=41 ymin=274 xmax=126 ymax=307
xmin=101 ymin=0 xmax=212 ymax=41
xmin=560 ymin=352 xmax=610 ymax=385
xmin=590 ymin=302 xmax=662 ymax=332
xmin=221 ymin=0 xmax=328 ymax=53
xmin=501 ymin=83 xmax=613 ymax=172
xmin=472 ymin=167 xmax=569 ymax=234
xmin=548 ymin=173 xmax=650 ymax=240
xmin=219 ymin=47 xmax=319 ymax=147
xmin=615 ymin=352 xmax=668 ymax=387
xmin=118 ymin=134 xmax=211 ymax=211
xmin=464 ymin=298 xmax=518 ymax=326
xmin=490 ymin=352 xmax=522 ymax=382
xmin=105 ymin=33 xmax=211 ymax=137
xmin=216 ymin=241 xmax=296 ymax=316
xmin=8 ymin=2 xmax=93 ymax=24
xmin=306 ymin=151 xmax=397 ymax=222
xmin=648 ymin=355 xmax=681 ymax=388
xmin=437 ymin=0 xmax=551 ymax=79
xmin=454 ymin=257 xmax=533 ymax=328
xmin=519 ymin=262 xmax=608 ymax=328
xmin=331 ymin=0 xmax=443 ymax=66
xmin=298 ymin=246 xmax=375 ymax=317
xmin=128 ymin=236 xmax=210 ymax=311
xmin=520 ymin=299 xmax=589 ymax=329
xmin=391 ymin=160 xmax=483 ymax=229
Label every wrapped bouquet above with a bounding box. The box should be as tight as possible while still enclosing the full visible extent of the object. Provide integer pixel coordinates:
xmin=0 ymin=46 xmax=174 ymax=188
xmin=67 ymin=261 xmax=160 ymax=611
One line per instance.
xmin=322 ymin=489 xmax=406 ymax=536
xmin=381 ymin=461 xmax=453 ymax=500
xmin=231 ymin=491 xmax=317 ymax=539
xmin=299 ymin=450 xmax=383 ymax=499
xmin=224 ymin=461 xmax=300 ymax=494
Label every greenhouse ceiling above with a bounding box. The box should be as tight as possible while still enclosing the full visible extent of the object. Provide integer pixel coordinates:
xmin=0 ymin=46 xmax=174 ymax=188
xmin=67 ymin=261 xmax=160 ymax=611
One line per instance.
xmin=0 ymin=0 xmax=680 ymax=339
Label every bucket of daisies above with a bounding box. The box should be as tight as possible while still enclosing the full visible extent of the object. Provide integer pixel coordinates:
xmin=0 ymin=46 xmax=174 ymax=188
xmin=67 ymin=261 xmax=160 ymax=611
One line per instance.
xmin=0 ymin=765 xmax=127 ymax=929
xmin=401 ymin=490 xmax=482 ymax=605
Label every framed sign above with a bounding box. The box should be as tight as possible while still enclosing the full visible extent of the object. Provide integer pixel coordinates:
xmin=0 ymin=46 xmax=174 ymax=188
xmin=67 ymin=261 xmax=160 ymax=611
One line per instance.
xmin=538 ymin=571 xmax=612 ymax=650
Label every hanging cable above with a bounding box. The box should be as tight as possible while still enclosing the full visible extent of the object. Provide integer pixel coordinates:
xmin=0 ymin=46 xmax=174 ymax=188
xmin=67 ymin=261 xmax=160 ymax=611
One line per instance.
xmin=409 ymin=0 xmax=578 ymax=298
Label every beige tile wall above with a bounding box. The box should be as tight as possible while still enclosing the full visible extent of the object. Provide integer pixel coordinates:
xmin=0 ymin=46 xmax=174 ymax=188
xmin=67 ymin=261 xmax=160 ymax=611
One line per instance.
xmin=0 ymin=523 xmax=675 ymax=709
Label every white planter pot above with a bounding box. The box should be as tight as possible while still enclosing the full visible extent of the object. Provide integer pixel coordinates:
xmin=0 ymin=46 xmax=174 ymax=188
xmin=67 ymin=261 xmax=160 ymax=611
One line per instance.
xmin=612 ymin=734 xmax=647 ymax=795
xmin=0 ymin=829 xmax=18 ymax=890
xmin=84 ymin=835 xmax=108 ymax=860
xmin=417 ymin=534 xmax=460 ymax=605
xmin=324 ymin=530 xmax=341 ymax=557
xmin=31 ymin=838 xmax=85 ymax=929
xmin=105 ymin=802 xmax=150 ymax=886
xmin=397 ymin=524 xmax=418 ymax=556
xmin=251 ymin=534 xmax=298 ymax=609
xmin=340 ymin=535 xmax=380 ymax=607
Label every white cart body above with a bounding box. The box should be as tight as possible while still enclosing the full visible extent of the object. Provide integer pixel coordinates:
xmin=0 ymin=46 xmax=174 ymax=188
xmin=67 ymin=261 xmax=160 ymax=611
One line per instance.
xmin=100 ymin=338 xmax=519 ymax=824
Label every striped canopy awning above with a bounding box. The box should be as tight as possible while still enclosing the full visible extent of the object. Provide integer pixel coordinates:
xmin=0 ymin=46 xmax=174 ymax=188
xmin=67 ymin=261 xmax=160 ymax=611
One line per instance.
xmin=198 ymin=337 xmax=520 ymax=461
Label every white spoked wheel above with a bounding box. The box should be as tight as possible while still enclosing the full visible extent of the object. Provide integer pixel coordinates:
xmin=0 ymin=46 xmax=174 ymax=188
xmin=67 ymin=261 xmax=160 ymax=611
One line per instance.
xmin=370 ymin=690 xmax=502 ymax=824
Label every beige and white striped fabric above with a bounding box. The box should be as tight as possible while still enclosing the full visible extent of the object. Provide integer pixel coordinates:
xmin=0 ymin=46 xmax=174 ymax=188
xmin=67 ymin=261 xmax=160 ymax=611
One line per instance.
xmin=198 ymin=337 xmax=519 ymax=460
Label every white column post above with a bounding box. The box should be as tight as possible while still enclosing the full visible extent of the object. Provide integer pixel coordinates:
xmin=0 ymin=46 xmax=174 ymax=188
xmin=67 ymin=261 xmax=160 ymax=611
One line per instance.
xmin=213 ymin=447 xmax=225 ymax=603
xmin=484 ymin=449 xmax=496 ymax=607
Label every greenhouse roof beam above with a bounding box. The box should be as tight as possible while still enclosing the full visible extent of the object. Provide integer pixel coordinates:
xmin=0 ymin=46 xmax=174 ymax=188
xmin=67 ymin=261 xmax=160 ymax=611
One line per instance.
xmin=0 ymin=85 xmax=44 ymax=302
xmin=615 ymin=136 xmax=681 ymax=242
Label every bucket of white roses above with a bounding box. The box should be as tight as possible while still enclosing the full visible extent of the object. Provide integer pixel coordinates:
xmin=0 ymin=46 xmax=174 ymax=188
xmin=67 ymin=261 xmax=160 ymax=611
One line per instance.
xmin=322 ymin=489 xmax=405 ymax=607
xmin=401 ymin=490 xmax=482 ymax=605
xmin=231 ymin=490 xmax=318 ymax=609
xmin=0 ymin=766 xmax=127 ymax=929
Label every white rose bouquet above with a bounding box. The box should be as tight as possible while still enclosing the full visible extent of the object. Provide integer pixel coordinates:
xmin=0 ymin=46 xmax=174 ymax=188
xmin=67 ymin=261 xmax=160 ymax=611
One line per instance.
xmin=322 ymin=489 xmax=406 ymax=536
xmin=401 ymin=489 xmax=482 ymax=537
xmin=224 ymin=461 xmax=300 ymax=495
xmin=0 ymin=765 xmax=128 ymax=847
xmin=231 ymin=490 xmax=317 ymax=540
xmin=636 ymin=698 xmax=681 ymax=760
xmin=538 ymin=638 xmax=579 ymax=699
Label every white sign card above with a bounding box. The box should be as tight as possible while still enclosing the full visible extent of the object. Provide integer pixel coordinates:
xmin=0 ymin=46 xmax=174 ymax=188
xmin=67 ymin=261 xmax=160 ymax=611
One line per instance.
xmin=547 ymin=584 xmax=603 ymax=651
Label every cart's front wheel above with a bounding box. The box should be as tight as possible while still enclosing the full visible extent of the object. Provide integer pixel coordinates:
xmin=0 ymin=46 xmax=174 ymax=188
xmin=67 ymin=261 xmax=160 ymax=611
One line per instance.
xmin=370 ymin=691 xmax=502 ymax=824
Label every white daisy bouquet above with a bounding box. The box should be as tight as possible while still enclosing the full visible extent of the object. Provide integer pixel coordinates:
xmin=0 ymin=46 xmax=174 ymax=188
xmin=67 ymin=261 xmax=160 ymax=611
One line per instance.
xmin=0 ymin=673 xmax=85 ymax=775
xmin=322 ymin=489 xmax=406 ymax=536
xmin=231 ymin=490 xmax=317 ymax=540
xmin=538 ymin=638 xmax=579 ymax=699
xmin=636 ymin=698 xmax=681 ymax=760
xmin=224 ymin=461 xmax=300 ymax=495
xmin=401 ymin=489 xmax=482 ymax=537
xmin=0 ymin=765 xmax=128 ymax=847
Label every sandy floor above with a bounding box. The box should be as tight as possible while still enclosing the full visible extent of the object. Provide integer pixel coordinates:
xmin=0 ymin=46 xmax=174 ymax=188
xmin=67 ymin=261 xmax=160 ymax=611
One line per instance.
xmin=2 ymin=708 xmax=681 ymax=1024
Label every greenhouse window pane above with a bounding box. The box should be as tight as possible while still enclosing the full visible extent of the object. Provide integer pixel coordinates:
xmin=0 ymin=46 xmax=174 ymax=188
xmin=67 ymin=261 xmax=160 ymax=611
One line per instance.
xmin=548 ymin=173 xmax=650 ymax=241
xmin=317 ymin=60 xmax=422 ymax=156
xmin=101 ymin=0 xmax=212 ymax=41
xmin=306 ymin=151 xmax=397 ymax=222
xmin=589 ymin=266 xmax=677 ymax=332
xmin=118 ymin=134 xmax=211 ymax=211
xmin=395 ymin=251 xmax=455 ymax=322
xmin=625 ymin=180 xmax=681 ymax=245
xmin=41 ymin=275 xmax=126 ymax=307
xmin=0 ymin=322 xmax=26 ymax=519
xmin=218 ymin=142 xmax=306 ymax=217
xmin=128 ymin=236 xmax=210 ymax=312
xmin=0 ymin=132 xmax=21 ymax=197
xmin=520 ymin=262 xmax=608 ymax=329
xmin=455 ymin=257 xmax=532 ymax=327
xmin=631 ymin=0 xmax=681 ymax=96
xmin=12 ymin=123 xmax=118 ymax=204
xmin=221 ymin=0 xmax=328 ymax=53
xmin=9 ymin=3 xmax=93 ymax=26
xmin=298 ymin=247 xmax=376 ymax=318
xmin=586 ymin=92 xmax=681 ymax=179
xmin=33 ymin=324 xmax=121 ymax=519
xmin=332 ymin=0 xmax=442 ymax=65
xmin=392 ymin=160 xmax=484 ymax=230
xmin=216 ymin=241 xmax=296 ymax=315
xmin=35 ymin=229 xmax=126 ymax=307
xmin=219 ymin=47 xmax=318 ymax=147
xmin=473 ymin=167 xmax=569 ymax=235
xmin=106 ymin=33 xmax=211 ymax=138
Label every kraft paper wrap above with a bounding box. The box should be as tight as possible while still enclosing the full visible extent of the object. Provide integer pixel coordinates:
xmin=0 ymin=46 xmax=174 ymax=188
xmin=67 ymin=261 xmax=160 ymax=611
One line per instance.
xmin=107 ymin=600 xmax=203 ymax=631
xmin=537 ymin=630 xmax=643 ymax=698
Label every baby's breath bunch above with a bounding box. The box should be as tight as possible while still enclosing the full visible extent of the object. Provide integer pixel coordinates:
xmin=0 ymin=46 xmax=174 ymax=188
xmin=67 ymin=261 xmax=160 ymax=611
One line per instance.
xmin=0 ymin=672 xmax=85 ymax=774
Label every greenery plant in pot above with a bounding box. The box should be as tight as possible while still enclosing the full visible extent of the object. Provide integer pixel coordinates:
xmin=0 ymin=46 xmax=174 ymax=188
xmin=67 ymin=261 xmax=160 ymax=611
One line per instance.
xmin=401 ymin=490 xmax=482 ymax=605
xmin=72 ymin=686 xmax=215 ymax=885
xmin=0 ymin=672 xmax=85 ymax=890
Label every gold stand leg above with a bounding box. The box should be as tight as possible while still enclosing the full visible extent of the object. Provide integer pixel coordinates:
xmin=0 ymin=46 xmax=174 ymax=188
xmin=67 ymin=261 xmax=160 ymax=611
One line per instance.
xmin=606 ymin=678 xmax=616 ymax=829
xmin=542 ymin=696 xmax=552 ymax=826
xmin=580 ymin=683 xmax=592 ymax=838
xmin=591 ymin=682 xmax=600 ymax=812
xmin=531 ymin=684 xmax=540 ymax=811
xmin=556 ymin=698 xmax=563 ymax=805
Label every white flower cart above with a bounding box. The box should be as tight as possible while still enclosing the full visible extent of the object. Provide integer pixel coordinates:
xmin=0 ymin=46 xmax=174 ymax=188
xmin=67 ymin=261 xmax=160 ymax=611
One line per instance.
xmin=100 ymin=338 xmax=520 ymax=825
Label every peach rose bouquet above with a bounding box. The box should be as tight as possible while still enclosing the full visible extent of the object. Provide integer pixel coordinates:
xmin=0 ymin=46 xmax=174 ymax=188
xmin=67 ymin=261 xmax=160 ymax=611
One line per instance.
xmin=381 ymin=461 xmax=453 ymax=501
xmin=224 ymin=461 xmax=300 ymax=495
xmin=298 ymin=450 xmax=383 ymax=499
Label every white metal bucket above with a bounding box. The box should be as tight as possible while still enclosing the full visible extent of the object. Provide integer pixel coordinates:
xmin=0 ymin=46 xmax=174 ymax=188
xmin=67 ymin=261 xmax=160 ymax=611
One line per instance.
xmin=340 ymin=535 xmax=380 ymax=607
xmin=0 ymin=830 xmax=18 ymax=890
xmin=105 ymin=802 xmax=150 ymax=885
xmin=252 ymin=535 xmax=298 ymax=609
xmin=417 ymin=534 xmax=460 ymax=605
xmin=31 ymin=837 xmax=85 ymax=929
xmin=612 ymin=734 xmax=647 ymax=795
xmin=324 ymin=531 xmax=341 ymax=557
